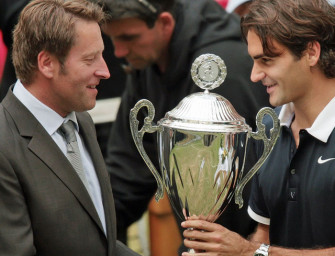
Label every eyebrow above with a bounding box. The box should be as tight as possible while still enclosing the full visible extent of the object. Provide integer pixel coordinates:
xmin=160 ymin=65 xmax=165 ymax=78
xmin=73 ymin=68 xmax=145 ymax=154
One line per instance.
xmin=114 ymin=33 xmax=140 ymax=40
xmin=252 ymin=54 xmax=267 ymax=60
xmin=82 ymin=49 xmax=103 ymax=58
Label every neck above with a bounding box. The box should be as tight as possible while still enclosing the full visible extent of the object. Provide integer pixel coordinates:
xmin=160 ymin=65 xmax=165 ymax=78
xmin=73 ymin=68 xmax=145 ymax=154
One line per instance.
xmin=157 ymin=50 xmax=169 ymax=73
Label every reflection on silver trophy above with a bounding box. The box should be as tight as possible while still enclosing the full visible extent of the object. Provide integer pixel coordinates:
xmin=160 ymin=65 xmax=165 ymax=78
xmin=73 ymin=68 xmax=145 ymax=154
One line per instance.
xmin=130 ymin=54 xmax=280 ymax=232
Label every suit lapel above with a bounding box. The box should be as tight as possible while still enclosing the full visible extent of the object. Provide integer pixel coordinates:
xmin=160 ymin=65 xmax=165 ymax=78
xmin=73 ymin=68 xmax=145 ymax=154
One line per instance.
xmin=2 ymin=91 xmax=104 ymax=235
xmin=77 ymin=113 xmax=116 ymax=253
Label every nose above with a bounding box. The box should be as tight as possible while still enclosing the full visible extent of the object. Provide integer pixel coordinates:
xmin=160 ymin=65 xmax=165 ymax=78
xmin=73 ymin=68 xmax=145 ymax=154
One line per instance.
xmin=95 ymin=57 xmax=110 ymax=79
xmin=250 ymin=63 xmax=265 ymax=83
xmin=113 ymin=41 xmax=129 ymax=59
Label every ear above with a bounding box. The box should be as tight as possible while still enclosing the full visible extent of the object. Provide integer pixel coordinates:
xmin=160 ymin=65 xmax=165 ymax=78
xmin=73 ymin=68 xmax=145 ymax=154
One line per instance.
xmin=37 ymin=51 xmax=58 ymax=79
xmin=306 ymin=41 xmax=321 ymax=67
xmin=157 ymin=12 xmax=175 ymax=37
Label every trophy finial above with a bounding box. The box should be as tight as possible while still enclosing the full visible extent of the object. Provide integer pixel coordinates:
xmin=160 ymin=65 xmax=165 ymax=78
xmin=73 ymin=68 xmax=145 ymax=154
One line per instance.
xmin=191 ymin=54 xmax=227 ymax=91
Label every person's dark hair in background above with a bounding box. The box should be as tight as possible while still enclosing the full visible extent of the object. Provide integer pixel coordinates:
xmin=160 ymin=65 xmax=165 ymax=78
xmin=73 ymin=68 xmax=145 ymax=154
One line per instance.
xmin=102 ymin=0 xmax=176 ymax=28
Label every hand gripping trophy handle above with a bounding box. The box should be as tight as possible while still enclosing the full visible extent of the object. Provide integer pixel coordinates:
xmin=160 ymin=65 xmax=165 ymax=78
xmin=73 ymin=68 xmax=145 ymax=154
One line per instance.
xmin=129 ymin=99 xmax=165 ymax=202
xmin=234 ymin=107 xmax=280 ymax=208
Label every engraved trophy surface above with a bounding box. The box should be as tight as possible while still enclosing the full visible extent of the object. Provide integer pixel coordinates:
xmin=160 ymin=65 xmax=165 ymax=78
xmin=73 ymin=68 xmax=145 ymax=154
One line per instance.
xmin=130 ymin=54 xmax=280 ymax=229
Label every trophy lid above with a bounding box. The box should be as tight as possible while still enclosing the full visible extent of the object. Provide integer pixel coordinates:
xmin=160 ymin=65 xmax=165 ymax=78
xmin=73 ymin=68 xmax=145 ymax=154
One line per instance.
xmin=158 ymin=54 xmax=251 ymax=133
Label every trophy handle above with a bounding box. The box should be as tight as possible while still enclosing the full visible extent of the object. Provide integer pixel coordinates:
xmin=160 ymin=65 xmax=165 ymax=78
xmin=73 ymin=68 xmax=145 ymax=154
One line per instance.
xmin=234 ymin=107 xmax=281 ymax=208
xmin=129 ymin=99 xmax=165 ymax=202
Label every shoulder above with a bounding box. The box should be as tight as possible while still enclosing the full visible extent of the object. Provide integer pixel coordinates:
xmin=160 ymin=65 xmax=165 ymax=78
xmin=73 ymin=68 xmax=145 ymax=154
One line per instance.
xmin=0 ymin=102 xmax=18 ymax=135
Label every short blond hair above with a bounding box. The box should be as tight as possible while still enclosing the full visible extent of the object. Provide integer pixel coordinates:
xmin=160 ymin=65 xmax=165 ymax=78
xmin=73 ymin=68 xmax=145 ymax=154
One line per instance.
xmin=12 ymin=0 xmax=105 ymax=84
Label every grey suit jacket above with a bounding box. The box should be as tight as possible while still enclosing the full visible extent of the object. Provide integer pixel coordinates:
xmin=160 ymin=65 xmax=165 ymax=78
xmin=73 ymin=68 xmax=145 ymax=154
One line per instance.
xmin=0 ymin=89 xmax=139 ymax=256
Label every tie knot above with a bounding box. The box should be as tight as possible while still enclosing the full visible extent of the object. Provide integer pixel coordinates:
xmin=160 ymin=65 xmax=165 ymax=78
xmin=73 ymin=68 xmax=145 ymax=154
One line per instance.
xmin=59 ymin=121 xmax=77 ymax=144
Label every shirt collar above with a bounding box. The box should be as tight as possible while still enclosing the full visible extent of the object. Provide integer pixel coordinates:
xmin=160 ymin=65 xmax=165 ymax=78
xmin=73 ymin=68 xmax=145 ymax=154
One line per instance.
xmin=278 ymin=97 xmax=335 ymax=143
xmin=13 ymin=80 xmax=79 ymax=135
xmin=278 ymin=102 xmax=295 ymax=128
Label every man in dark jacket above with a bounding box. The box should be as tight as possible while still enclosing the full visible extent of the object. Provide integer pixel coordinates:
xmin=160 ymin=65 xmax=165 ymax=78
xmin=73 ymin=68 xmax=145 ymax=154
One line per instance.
xmin=97 ymin=0 xmax=270 ymax=253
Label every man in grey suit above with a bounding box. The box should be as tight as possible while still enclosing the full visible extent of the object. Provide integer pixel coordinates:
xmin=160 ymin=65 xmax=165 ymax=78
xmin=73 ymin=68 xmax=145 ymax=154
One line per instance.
xmin=0 ymin=0 xmax=140 ymax=255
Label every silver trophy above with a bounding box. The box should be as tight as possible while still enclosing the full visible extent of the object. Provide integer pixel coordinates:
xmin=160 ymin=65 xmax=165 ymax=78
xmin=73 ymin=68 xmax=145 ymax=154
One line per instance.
xmin=130 ymin=54 xmax=280 ymax=241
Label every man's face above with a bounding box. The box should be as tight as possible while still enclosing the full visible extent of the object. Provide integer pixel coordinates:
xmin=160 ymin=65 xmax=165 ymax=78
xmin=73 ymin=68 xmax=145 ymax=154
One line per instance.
xmin=247 ymin=30 xmax=312 ymax=107
xmin=102 ymin=17 xmax=168 ymax=70
xmin=50 ymin=19 xmax=110 ymax=117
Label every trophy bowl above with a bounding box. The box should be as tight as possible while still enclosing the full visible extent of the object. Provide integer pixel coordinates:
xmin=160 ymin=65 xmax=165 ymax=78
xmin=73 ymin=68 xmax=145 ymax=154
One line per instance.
xmin=129 ymin=54 xmax=280 ymax=237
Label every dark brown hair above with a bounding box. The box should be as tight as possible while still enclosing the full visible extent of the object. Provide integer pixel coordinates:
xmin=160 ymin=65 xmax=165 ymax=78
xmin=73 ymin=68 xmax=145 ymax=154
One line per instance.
xmin=90 ymin=0 xmax=176 ymax=28
xmin=241 ymin=0 xmax=335 ymax=78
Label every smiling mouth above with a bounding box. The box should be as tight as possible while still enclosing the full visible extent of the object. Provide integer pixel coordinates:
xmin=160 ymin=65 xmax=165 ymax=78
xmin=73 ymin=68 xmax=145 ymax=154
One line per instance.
xmin=87 ymin=85 xmax=97 ymax=89
xmin=265 ymin=83 xmax=277 ymax=88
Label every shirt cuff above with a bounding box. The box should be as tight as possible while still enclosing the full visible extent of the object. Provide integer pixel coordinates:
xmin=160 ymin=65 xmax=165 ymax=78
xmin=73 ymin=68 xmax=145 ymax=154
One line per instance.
xmin=247 ymin=206 xmax=270 ymax=225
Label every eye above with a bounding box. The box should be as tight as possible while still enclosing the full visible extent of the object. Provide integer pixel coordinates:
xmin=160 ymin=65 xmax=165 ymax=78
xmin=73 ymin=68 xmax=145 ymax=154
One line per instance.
xmin=84 ymin=56 xmax=96 ymax=63
xmin=116 ymin=34 xmax=139 ymax=42
xmin=262 ymin=57 xmax=272 ymax=63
